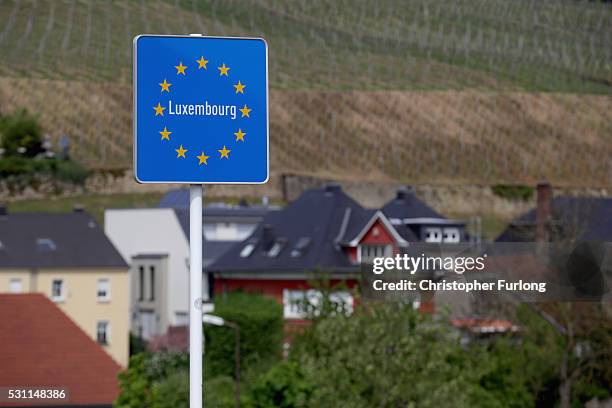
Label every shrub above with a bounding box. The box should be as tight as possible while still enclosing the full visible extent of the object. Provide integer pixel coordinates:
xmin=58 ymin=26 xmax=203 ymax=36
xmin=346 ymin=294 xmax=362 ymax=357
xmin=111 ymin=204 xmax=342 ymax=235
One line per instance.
xmin=54 ymin=159 xmax=90 ymax=184
xmin=491 ymin=184 xmax=534 ymax=201
xmin=0 ymin=109 xmax=44 ymax=158
xmin=0 ymin=157 xmax=89 ymax=185
xmin=251 ymin=361 xmax=313 ymax=408
xmin=205 ymin=291 xmax=283 ymax=379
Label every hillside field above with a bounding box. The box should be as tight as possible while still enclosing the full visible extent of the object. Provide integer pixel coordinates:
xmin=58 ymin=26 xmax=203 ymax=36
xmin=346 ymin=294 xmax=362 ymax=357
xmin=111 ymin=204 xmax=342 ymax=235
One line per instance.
xmin=0 ymin=0 xmax=610 ymax=188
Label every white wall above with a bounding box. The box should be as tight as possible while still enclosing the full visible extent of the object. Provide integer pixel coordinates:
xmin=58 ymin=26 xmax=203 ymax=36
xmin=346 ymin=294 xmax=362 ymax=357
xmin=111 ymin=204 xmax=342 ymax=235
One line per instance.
xmin=104 ymin=209 xmax=191 ymax=329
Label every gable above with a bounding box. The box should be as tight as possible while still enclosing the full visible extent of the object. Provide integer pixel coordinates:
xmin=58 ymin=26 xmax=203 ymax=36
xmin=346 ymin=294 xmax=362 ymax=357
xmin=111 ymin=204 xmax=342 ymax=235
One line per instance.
xmin=359 ymin=219 xmax=397 ymax=245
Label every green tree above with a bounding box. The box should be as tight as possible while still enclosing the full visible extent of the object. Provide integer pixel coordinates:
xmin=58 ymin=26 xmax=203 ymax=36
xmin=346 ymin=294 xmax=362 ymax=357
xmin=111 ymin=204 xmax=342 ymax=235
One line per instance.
xmin=151 ymin=371 xmax=189 ymax=408
xmin=115 ymin=351 xmax=188 ymax=408
xmin=206 ymin=291 xmax=283 ymax=379
xmin=115 ymin=354 xmax=153 ymax=408
xmin=251 ymin=361 xmax=313 ymax=408
xmin=291 ymin=302 xmax=502 ymax=408
xmin=0 ymin=109 xmax=44 ymax=158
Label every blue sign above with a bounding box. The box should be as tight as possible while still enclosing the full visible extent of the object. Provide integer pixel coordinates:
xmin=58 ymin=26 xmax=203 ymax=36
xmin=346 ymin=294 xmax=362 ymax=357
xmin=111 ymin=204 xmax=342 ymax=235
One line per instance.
xmin=133 ymin=35 xmax=269 ymax=183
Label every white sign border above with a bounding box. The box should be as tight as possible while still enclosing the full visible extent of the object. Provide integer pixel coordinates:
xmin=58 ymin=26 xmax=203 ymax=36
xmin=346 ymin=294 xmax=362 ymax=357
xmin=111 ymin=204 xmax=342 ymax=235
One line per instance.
xmin=132 ymin=34 xmax=270 ymax=185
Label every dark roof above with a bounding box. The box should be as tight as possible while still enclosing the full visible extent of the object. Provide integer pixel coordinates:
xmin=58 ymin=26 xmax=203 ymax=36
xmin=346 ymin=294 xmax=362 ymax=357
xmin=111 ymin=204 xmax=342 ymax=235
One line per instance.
xmin=497 ymin=197 xmax=612 ymax=242
xmin=0 ymin=294 xmax=122 ymax=405
xmin=382 ymin=186 xmax=446 ymax=220
xmin=209 ymin=184 xmax=370 ymax=273
xmin=158 ymin=188 xmax=277 ymax=218
xmin=0 ymin=211 xmax=128 ymax=269
xmin=173 ymin=209 xmax=241 ymax=264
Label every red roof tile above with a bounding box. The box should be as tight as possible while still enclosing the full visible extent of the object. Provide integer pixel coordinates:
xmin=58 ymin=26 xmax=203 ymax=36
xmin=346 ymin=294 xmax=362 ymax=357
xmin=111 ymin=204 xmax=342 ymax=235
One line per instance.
xmin=0 ymin=294 xmax=122 ymax=406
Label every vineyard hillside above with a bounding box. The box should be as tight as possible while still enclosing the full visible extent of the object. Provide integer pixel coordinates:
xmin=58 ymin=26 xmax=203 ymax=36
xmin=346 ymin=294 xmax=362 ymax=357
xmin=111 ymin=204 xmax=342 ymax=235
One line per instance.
xmin=0 ymin=0 xmax=610 ymax=187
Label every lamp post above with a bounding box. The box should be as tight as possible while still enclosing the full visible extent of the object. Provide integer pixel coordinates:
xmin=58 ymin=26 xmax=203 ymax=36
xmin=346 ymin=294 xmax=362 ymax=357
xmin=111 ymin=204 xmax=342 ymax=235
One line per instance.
xmin=202 ymin=314 xmax=240 ymax=408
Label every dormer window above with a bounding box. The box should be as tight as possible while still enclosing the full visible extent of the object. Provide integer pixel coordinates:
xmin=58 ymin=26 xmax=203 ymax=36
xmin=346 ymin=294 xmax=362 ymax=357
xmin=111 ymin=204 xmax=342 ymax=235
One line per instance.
xmin=36 ymin=238 xmax=57 ymax=251
xmin=443 ymin=228 xmax=460 ymax=243
xmin=424 ymin=227 xmax=442 ymax=243
xmin=290 ymin=237 xmax=311 ymax=258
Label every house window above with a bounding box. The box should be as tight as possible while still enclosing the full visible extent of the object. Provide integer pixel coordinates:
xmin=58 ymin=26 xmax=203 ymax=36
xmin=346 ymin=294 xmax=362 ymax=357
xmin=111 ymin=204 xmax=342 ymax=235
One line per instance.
xmin=424 ymin=227 xmax=442 ymax=243
xmin=9 ymin=278 xmax=22 ymax=293
xmin=138 ymin=266 xmax=145 ymax=301
xmin=359 ymin=244 xmax=392 ymax=263
xmin=96 ymin=321 xmax=110 ymax=345
xmin=97 ymin=278 xmax=111 ymax=302
xmin=443 ymin=228 xmax=460 ymax=243
xmin=149 ymin=266 xmax=155 ymax=301
xmin=283 ymin=289 xmax=353 ymax=319
xmin=51 ymin=279 xmax=65 ymax=301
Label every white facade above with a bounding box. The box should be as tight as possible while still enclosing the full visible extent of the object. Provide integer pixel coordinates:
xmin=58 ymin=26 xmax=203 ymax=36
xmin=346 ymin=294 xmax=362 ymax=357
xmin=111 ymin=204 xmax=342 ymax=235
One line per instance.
xmin=105 ymin=208 xmax=192 ymax=339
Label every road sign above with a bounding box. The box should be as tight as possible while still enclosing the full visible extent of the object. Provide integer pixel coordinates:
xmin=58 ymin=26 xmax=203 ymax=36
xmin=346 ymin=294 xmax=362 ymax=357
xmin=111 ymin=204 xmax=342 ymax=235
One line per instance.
xmin=133 ymin=35 xmax=269 ymax=184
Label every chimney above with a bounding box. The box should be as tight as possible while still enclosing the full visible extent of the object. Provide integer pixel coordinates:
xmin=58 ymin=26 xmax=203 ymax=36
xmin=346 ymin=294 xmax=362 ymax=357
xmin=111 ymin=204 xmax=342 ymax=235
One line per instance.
xmin=536 ymin=181 xmax=552 ymax=242
xmin=324 ymin=183 xmax=341 ymax=194
xmin=261 ymin=224 xmax=275 ymax=250
xmin=396 ymin=185 xmax=414 ymax=201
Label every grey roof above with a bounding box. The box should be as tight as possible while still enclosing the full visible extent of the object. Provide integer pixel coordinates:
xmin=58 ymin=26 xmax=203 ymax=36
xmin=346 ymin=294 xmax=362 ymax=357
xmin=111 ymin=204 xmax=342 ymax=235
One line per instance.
xmin=209 ymin=184 xmax=372 ymax=273
xmin=382 ymin=187 xmax=446 ymax=220
xmin=173 ymin=209 xmax=241 ymax=264
xmin=0 ymin=211 xmax=127 ymax=269
xmin=497 ymin=197 xmax=612 ymax=242
xmin=158 ymin=188 xmax=278 ymax=219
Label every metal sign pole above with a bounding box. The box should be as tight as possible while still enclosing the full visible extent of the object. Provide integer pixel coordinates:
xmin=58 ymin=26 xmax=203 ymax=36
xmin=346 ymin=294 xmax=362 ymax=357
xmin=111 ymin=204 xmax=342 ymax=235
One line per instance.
xmin=189 ymin=184 xmax=203 ymax=408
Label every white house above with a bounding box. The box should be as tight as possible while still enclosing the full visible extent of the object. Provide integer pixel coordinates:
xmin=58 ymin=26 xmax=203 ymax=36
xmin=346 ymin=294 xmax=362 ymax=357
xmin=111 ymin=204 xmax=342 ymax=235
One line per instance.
xmin=104 ymin=190 xmax=276 ymax=340
xmin=105 ymin=208 xmax=191 ymax=340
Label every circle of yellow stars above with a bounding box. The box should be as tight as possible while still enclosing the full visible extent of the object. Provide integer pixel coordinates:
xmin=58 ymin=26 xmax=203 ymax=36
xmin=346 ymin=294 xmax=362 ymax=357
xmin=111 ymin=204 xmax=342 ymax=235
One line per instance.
xmin=153 ymin=56 xmax=252 ymax=167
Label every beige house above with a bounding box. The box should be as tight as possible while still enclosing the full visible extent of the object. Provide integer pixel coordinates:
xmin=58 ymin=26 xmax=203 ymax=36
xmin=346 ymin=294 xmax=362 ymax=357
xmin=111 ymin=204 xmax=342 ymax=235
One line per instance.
xmin=0 ymin=207 xmax=129 ymax=367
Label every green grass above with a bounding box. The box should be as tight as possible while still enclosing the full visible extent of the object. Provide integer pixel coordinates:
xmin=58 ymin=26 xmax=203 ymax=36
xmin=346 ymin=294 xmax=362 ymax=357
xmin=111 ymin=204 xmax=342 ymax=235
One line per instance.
xmin=448 ymin=212 xmax=511 ymax=242
xmin=0 ymin=0 xmax=609 ymax=92
xmin=6 ymin=192 xmax=285 ymax=226
xmin=7 ymin=192 xmax=165 ymax=226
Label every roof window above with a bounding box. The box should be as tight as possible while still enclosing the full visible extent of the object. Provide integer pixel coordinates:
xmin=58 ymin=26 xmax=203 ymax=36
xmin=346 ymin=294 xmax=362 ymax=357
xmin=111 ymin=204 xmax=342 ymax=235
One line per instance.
xmin=240 ymin=239 xmax=258 ymax=258
xmin=267 ymin=238 xmax=287 ymax=258
xmin=36 ymin=238 xmax=57 ymax=251
xmin=290 ymin=237 xmax=312 ymax=258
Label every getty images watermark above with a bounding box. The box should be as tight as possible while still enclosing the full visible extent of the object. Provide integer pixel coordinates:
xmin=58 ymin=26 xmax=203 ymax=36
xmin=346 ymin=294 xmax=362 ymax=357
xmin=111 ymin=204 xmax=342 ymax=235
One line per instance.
xmin=361 ymin=242 xmax=612 ymax=302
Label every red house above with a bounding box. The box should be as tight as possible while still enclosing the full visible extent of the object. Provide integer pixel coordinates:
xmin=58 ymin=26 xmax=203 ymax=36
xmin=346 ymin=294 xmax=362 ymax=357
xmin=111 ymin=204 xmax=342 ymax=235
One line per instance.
xmin=209 ymin=184 xmax=465 ymax=332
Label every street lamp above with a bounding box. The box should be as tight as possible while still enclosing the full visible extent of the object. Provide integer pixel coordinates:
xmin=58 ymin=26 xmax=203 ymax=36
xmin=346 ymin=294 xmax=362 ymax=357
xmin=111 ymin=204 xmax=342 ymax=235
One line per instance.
xmin=202 ymin=314 xmax=240 ymax=408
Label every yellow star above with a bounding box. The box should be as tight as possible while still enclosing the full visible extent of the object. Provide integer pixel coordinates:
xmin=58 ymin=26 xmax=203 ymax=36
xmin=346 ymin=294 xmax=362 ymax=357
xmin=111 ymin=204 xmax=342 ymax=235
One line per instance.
xmin=218 ymin=63 xmax=230 ymax=76
xmin=175 ymin=62 xmax=187 ymax=75
xmin=153 ymin=103 xmax=166 ymax=116
xmin=159 ymin=79 xmax=171 ymax=92
xmin=234 ymin=80 xmax=246 ymax=94
xmin=239 ymin=105 xmax=251 ymax=118
xmin=196 ymin=56 xmax=209 ymax=69
xmin=234 ymin=129 xmax=246 ymax=142
xmin=197 ymin=151 xmax=210 ymax=165
xmin=159 ymin=127 xmax=171 ymax=140
xmin=218 ymin=145 xmax=231 ymax=159
xmin=175 ymin=145 xmax=187 ymax=158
